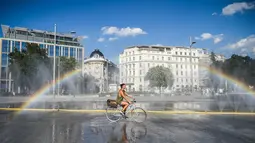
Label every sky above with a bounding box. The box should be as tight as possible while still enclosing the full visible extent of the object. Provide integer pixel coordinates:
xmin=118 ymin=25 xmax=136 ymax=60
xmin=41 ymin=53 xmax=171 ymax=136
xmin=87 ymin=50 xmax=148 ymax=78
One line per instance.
xmin=1 ymin=0 xmax=255 ymax=64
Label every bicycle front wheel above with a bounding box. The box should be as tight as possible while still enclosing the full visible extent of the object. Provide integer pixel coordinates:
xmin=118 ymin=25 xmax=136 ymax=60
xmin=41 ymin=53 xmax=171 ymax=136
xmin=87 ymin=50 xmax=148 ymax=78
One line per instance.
xmin=105 ymin=107 xmax=122 ymax=122
xmin=130 ymin=107 xmax=147 ymax=123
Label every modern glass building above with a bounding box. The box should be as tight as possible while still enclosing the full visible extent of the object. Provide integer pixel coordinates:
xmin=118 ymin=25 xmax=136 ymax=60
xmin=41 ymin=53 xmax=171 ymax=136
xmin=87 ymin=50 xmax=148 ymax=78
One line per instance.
xmin=0 ymin=25 xmax=84 ymax=92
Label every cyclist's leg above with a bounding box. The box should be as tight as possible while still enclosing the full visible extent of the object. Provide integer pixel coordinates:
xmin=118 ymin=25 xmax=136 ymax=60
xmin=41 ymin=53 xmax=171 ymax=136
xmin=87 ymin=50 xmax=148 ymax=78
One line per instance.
xmin=120 ymin=101 xmax=129 ymax=113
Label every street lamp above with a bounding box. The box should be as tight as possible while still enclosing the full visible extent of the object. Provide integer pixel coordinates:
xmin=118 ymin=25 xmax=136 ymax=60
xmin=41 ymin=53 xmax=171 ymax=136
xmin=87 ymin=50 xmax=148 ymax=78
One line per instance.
xmin=53 ymin=24 xmax=56 ymax=98
xmin=189 ymin=37 xmax=196 ymax=92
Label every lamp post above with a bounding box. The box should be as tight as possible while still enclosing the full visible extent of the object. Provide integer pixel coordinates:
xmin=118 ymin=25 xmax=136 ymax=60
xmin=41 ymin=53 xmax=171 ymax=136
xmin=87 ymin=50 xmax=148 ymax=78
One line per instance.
xmin=189 ymin=36 xmax=196 ymax=93
xmin=53 ymin=24 xmax=56 ymax=98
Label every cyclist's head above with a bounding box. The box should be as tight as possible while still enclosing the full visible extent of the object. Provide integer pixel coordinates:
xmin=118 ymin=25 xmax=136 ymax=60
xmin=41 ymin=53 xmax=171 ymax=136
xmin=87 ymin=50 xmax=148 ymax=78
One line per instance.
xmin=120 ymin=83 xmax=126 ymax=89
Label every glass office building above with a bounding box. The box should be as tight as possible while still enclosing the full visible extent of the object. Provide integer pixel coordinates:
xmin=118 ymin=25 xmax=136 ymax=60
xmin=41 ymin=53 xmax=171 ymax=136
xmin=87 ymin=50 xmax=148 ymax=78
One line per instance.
xmin=0 ymin=25 xmax=84 ymax=92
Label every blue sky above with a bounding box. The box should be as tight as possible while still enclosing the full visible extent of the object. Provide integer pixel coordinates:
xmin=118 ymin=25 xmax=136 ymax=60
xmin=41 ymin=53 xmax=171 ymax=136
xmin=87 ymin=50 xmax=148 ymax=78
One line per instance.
xmin=1 ymin=0 xmax=255 ymax=63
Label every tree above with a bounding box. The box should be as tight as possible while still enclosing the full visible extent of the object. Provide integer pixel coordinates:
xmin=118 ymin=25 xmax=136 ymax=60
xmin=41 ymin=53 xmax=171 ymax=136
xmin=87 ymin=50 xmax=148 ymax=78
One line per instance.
xmin=145 ymin=66 xmax=174 ymax=94
xmin=59 ymin=56 xmax=77 ymax=75
xmin=9 ymin=43 xmax=51 ymax=93
xmin=58 ymin=56 xmax=78 ymax=93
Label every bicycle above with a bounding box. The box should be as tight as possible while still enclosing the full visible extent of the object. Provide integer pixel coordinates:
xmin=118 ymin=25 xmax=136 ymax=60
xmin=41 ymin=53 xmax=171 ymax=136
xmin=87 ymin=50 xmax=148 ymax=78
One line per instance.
xmin=105 ymin=99 xmax=147 ymax=123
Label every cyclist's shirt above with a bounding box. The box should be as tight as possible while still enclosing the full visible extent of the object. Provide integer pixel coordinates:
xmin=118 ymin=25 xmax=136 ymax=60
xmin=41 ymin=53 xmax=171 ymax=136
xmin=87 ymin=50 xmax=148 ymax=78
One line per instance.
xmin=116 ymin=89 xmax=125 ymax=104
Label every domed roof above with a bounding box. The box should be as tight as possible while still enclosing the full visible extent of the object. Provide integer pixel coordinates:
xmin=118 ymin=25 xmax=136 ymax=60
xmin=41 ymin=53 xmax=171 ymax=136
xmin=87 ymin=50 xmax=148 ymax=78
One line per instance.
xmin=90 ymin=49 xmax=104 ymax=58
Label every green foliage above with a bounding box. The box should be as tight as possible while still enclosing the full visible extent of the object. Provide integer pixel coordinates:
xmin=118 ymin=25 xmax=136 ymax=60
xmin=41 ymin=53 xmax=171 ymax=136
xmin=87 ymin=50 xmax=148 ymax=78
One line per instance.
xmin=210 ymin=52 xmax=216 ymax=64
xmin=8 ymin=43 xmax=51 ymax=92
xmin=59 ymin=56 xmax=77 ymax=75
xmin=209 ymin=54 xmax=255 ymax=91
xmin=145 ymin=66 xmax=174 ymax=92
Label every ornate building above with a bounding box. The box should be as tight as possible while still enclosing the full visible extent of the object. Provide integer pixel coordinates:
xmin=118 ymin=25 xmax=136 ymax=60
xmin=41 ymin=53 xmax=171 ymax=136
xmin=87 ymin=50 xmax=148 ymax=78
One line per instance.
xmin=84 ymin=49 xmax=119 ymax=93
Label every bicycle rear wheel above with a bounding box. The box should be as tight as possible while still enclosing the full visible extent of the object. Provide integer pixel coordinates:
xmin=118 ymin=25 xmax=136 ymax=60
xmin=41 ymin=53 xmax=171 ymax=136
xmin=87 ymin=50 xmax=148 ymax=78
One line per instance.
xmin=130 ymin=107 xmax=147 ymax=123
xmin=105 ymin=106 xmax=122 ymax=122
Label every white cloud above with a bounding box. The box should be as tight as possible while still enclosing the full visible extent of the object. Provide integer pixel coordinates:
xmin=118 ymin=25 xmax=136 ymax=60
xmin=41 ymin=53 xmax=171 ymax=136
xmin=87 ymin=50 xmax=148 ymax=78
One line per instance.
xmin=212 ymin=12 xmax=217 ymax=16
xmin=97 ymin=37 xmax=105 ymax=42
xmin=195 ymin=33 xmax=224 ymax=44
xmin=222 ymin=1 xmax=255 ymax=16
xmin=77 ymin=35 xmax=88 ymax=41
xmin=101 ymin=26 xmax=147 ymax=37
xmin=152 ymin=44 xmax=163 ymax=46
xmin=109 ymin=37 xmax=118 ymax=41
xmin=227 ymin=35 xmax=255 ymax=50
xmin=82 ymin=35 xmax=88 ymax=39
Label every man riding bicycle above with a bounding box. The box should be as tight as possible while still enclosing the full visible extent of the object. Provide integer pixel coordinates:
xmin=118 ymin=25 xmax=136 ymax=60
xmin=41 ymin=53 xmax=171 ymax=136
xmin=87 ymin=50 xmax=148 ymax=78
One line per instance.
xmin=116 ymin=83 xmax=134 ymax=117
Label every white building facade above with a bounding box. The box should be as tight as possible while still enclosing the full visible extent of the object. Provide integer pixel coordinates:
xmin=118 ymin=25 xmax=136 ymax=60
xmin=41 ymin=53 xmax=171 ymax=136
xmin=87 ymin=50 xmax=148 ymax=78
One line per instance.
xmin=84 ymin=49 xmax=119 ymax=93
xmin=119 ymin=45 xmax=201 ymax=92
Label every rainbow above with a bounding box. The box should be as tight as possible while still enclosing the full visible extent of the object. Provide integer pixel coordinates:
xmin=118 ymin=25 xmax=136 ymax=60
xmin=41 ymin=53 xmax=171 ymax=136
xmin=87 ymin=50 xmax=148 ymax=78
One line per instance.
xmin=18 ymin=69 xmax=82 ymax=113
xmin=199 ymin=64 xmax=255 ymax=95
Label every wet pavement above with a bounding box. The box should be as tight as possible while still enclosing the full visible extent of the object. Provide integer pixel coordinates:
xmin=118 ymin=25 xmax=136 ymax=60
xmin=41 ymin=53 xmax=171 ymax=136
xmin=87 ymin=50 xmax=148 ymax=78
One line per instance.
xmin=0 ymin=111 xmax=255 ymax=143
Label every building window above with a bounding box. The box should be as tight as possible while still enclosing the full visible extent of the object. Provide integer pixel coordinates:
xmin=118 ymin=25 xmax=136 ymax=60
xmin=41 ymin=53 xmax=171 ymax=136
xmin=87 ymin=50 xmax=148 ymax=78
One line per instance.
xmin=180 ymin=52 xmax=182 ymax=55
xmin=181 ymin=71 xmax=183 ymax=75
xmin=185 ymin=52 xmax=186 ymax=55
xmin=129 ymin=57 xmax=131 ymax=61
xmin=70 ymin=48 xmax=75 ymax=57
xmin=1 ymin=67 xmax=7 ymax=78
xmin=78 ymin=49 xmax=82 ymax=60
xmin=21 ymin=42 xmax=26 ymax=50
xmin=176 ymin=71 xmax=178 ymax=75
xmin=139 ymin=56 xmax=142 ymax=60
xmin=1 ymin=40 xmax=9 ymax=52
xmin=56 ymin=46 xmax=60 ymax=56
xmin=39 ymin=44 xmax=44 ymax=49
xmin=176 ymin=52 xmax=178 ymax=55
xmin=140 ymin=78 xmax=142 ymax=82
xmin=168 ymin=57 xmax=170 ymax=60
xmin=157 ymin=56 xmax=159 ymax=60
xmin=176 ymin=64 xmax=178 ymax=68
xmin=133 ymin=57 xmax=135 ymax=60
xmin=140 ymin=63 xmax=142 ymax=68
xmin=181 ymin=65 xmax=183 ymax=69
xmin=152 ymin=56 xmax=154 ymax=60
xmin=14 ymin=41 xmax=20 ymax=50
xmin=48 ymin=45 xmax=54 ymax=56
xmin=162 ymin=56 xmax=164 ymax=60
xmin=64 ymin=47 xmax=69 ymax=56
xmin=140 ymin=70 xmax=142 ymax=75
xmin=1 ymin=53 xmax=8 ymax=66
xmin=148 ymin=63 xmax=150 ymax=67
xmin=133 ymin=71 xmax=135 ymax=76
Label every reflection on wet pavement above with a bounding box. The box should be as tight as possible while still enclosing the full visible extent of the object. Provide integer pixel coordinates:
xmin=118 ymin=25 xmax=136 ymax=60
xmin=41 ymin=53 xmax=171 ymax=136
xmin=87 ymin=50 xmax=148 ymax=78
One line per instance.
xmin=0 ymin=111 xmax=255 ymax=143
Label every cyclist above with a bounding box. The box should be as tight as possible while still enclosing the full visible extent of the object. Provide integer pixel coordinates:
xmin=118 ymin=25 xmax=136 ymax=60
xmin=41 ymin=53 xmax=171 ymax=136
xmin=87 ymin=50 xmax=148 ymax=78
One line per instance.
xmin=116 ymin=83 xmax=134 ymax=117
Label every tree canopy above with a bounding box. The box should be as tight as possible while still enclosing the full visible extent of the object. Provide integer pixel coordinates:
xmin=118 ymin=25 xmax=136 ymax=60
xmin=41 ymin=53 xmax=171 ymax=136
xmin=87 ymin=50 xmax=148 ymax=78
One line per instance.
xmin=9 ymin=43 xmax=51 ymax=92
xmin=209 ymin=53 xmax=255 ymax=91
xmin=59 ymin=56 xmax=77 ymax=75
xmin=145 ymin=66 xmax=174 ymax=93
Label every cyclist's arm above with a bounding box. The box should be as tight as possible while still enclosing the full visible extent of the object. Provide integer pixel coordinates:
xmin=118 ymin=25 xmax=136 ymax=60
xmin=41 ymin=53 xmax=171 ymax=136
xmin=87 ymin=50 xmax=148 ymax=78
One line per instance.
xmin=120 ymin=91 xmax=131 ymax=104
xmin=125 ymin=92 xmax=134 ymax=99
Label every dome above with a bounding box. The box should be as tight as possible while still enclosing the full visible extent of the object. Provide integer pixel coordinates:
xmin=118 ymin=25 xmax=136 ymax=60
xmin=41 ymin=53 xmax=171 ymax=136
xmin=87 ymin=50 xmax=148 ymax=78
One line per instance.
xmin=90 ymin=49 xmax=104 ymax=58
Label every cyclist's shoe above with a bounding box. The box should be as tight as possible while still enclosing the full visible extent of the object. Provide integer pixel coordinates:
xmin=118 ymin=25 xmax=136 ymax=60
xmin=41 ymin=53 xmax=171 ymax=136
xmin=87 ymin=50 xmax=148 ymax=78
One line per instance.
xmin=120 ymin=111 xmax=128 ymax=119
